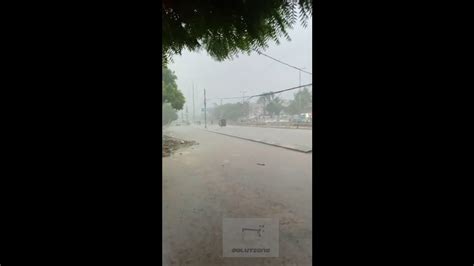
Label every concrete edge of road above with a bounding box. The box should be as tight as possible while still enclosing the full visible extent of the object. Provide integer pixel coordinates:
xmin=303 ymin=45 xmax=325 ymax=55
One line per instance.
xmin=202 ymin=128 xmax=312 ymax=154
xmin=229 ymin=124 xmax=312 ymax=130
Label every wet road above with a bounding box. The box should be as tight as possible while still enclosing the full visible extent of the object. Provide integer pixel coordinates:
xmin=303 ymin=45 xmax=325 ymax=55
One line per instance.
xmin=205 ymin=125 xmax=312 ymax=152
xmin=163 ymin=125 xmax=312 ymax=265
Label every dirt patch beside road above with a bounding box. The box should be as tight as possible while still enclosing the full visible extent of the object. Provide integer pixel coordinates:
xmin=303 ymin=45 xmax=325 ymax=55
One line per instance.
xmin=162 ymin=135 xmax=197 ymax=157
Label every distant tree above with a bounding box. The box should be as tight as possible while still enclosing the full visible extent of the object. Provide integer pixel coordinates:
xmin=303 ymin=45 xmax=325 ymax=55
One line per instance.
xmin=257 ymin=93 xmax=284 ymax=117
xmin=265 ymin=96 xmax=284 ymax=118
xmin=162 ymin=67 xmax=185 ymax=110
xmin=211 ymin=102 xmax=248 ymax=121
xmin=162 ymin=103 xmax=178 ymax=125
xmin=162 ymin=0 xmax=312 ymax=65
xmin=257 ymin=93 xmax=273 ymax=116
xmin=257 ymin=94 xmax=273 ymax=104
xmin=286 ymin=87 xmax=312 ymax=115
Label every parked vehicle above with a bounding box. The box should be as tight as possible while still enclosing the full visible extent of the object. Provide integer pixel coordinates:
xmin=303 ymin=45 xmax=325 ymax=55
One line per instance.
xmin=290 ymin=113 xmax=311 ymax=123
xmin=219 ymin=119 xmax=227 ymax=127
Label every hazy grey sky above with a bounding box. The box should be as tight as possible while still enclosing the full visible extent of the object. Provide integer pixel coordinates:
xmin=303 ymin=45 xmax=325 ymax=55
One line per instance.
xmin=169 ymin=17 xmax=312 ymax=110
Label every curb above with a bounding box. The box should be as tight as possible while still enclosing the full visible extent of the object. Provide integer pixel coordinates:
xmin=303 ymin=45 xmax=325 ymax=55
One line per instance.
xmin=203 ymin=129 xmax=312 ymax=154
xmin=228 ymin=124 xmax=312 ymax=130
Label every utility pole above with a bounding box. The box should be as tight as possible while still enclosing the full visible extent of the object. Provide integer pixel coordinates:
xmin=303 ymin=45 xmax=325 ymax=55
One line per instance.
xmin=186 ymin=105 xmax=189 ymax=123
xmin=240 ymin=91 xmax=247 ymax=104
xmin=204 ymin=89 xmax=207 ymax=128
xmin=197 ymin=89 xmax=200 ymax=121
xmin=240 ymin=91 xmax=247 ymax=121
xmin=192 ymin=83 xmax=195 ymax=123
xmin=248 ymin=100 xmax=251 ymax=119
xmin=219 ymin=99 xmax=223 ymax=121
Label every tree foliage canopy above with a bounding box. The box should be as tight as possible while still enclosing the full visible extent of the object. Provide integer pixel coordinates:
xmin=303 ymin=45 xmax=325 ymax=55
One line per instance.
xmin=162 ymin=67 xmax=185 ymax=110
xmin=286 ymin=87 xmax=312 ymax=115
xmin=210 ymin=102 xmax=249 ymax=121
xmin=265 ymin=96 xmax=284 ymax=117
xmin=258 ymin=93 xmax=284 ymax=117
xmin=257 ymin=93 xmax=271 ymax=116
xmin=162 ymin=103 xmax=179 ymax=125
xmin=162 ymin=0 xmax=312 ymax=65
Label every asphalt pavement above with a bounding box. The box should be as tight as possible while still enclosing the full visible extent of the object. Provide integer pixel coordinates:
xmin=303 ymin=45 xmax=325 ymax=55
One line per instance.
xmin=163 ymin=125 xmax=312 ymax=265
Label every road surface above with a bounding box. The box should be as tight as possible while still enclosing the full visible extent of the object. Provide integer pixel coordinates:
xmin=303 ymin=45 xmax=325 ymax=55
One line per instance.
xmin=163 ymin=125 xmax=312 ymax=265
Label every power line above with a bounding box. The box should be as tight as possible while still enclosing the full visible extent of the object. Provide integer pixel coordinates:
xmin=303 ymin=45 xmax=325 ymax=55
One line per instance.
xmin=248 ymin=83 xmax=312 ymax=99
xmin=253 ymin=49 xmax=312 ymax=75
xmin=206 ymin=83 xmax=312 ymax=101
xmin=208 ymin=96 xmax=248 ymax=100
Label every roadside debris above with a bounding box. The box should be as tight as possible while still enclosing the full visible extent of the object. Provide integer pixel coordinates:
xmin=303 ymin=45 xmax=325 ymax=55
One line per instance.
xmin=163 ymin=135 xmax=197 ymax=157
xmin=257 ymin=163 xmax=266 ymax=166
